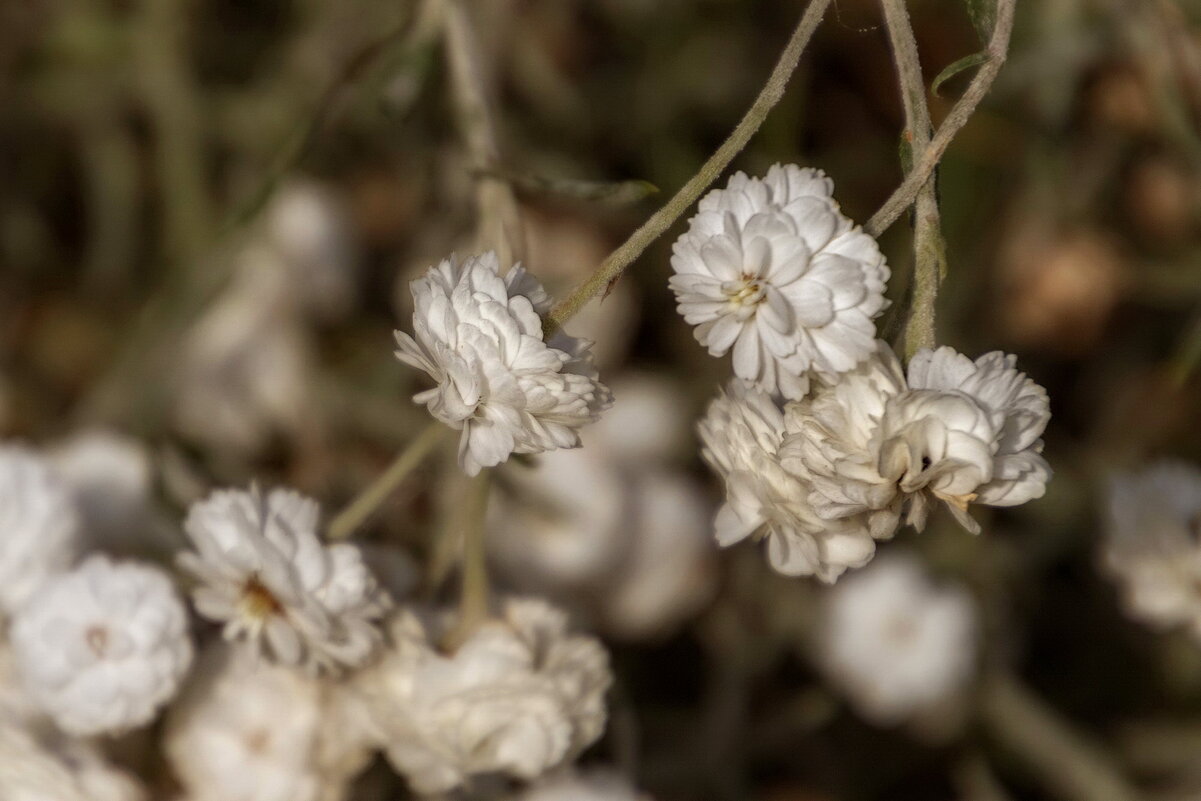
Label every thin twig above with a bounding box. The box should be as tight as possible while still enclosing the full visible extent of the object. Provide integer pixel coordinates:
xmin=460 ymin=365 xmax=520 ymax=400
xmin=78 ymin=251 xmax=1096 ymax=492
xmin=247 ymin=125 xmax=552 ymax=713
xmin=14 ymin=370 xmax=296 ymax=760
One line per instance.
xmin=443 ymin=0 xmax=526 ymax=267
xmin=326 ymin=422 xmax=446 ymax=541
xmin=865 ymin=0 xmax=1017 ymax=238
xmin=980 ymin=671 xmax=1144 ymax=801
xmin=880 ymin=0 xmax=947 ymax=357
xmin=544 ymin=0 xmax=835 ymax=334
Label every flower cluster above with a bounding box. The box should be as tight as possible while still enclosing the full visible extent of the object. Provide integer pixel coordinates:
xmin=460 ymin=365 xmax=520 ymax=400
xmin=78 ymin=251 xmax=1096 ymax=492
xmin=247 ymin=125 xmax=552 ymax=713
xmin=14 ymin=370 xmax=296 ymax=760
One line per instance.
xmin=677 ymin=166 xmax=1051 ymax=580
xmin=698 ymin=341 xmax=1050 ymax=579
xmin=178 ymin=486 xmax=392 ymax=673
xmin=395 ymin=251 xmax=613 ymax=475
xmin=352 ymin=598 xmax=611 ymax=794
xmin=670 ymin=164 xmax=889 ymax=399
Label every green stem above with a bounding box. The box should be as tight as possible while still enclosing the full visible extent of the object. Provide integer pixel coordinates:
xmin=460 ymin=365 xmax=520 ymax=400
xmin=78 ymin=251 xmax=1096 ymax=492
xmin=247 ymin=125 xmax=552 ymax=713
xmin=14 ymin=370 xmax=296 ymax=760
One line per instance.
xmin=326 ymin=422 xmax=446 ymax=540
xmin=543 ymin=0 xmax=834 ymax=335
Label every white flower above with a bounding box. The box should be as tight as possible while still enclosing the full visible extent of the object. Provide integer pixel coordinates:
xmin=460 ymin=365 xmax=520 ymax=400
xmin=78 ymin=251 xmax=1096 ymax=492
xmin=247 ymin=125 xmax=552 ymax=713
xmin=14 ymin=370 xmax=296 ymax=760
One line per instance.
xmin=817 ymin=552 xmax=977 ymax=725
xmin=1102 ymin=461 xmax=1201 ymax=637
xmin=353 ymin=598 xmax=611 ymax=794
xmin=265 ymin=181 xmax=356 ymax=320
xmin=0 ymin=723 xmax=146 ymax=801
xmin=907 ymin=347 xmax=1052 ymax=508
xmin=698 ymin=381 xmax=876 ymax=582
xmin=178 ymin=486 xmax=390 ymax=673
xmin=0 ymin=445 xmax=80 ymax=616
xmin=166 ymin=646 xmax=374 ymax=801
xmin=781 ymin=342 xmax=1051 ymax=538
xmin=394 ymin=251 xmax=612 ymax=475
xmin=10 ymin=555 xmax=193 ymax=736
xmin=513 ymin=769 xmax=648 ymax=801
xmin=50 ymin=430 xmax=154 ymax=551
xmin=670 ymin=164 xmax=889 ymax=399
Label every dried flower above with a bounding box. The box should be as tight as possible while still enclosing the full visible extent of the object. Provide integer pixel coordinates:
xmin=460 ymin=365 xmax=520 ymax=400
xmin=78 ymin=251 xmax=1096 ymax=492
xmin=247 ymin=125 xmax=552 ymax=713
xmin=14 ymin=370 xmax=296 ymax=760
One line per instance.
xmin=0 ymin=723 xmax=146 ymax=801
xmin=353 ymin=598 xmax=611 ymax=794
xmin=394 ymin=251 xmax=612 ymax=475
xmin=670 ymin=165 xmax=889 ymax=399
xmin=10 ymin=555 xmax=193 ymax=736
xmin=179 ymin=486 xmax=390 ymax=673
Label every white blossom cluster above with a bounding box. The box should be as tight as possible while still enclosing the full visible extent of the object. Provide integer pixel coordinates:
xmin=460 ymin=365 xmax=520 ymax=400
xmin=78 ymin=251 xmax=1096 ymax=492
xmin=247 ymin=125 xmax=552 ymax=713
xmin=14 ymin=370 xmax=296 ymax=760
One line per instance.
xmin=677 ymin=167 xmax=1052 ymax=580
xmin=395 ymin=251 xmax=613 ymax=475
xmin=1102 ymin=461 xmax=1201 ymax=638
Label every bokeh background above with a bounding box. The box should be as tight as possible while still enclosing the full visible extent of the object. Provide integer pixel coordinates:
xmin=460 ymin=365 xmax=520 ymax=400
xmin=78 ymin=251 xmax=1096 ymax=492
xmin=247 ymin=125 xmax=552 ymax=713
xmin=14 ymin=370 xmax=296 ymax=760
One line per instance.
xmin=3 ymin=0 xmax=1201 ymax=799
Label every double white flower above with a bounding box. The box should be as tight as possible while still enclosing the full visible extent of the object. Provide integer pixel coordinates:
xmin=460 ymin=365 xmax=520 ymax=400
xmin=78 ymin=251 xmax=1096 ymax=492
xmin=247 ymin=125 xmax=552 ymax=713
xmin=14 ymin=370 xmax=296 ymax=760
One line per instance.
xmin=395 ymin=251 xmax=612 ymax=475
xmin=670 ymin=165 xmax=889 ymax=399
xmin=783 ymin=343 xmax=1051 ymax=539
xmin=178 ymin=486 xmax=391 ymax=673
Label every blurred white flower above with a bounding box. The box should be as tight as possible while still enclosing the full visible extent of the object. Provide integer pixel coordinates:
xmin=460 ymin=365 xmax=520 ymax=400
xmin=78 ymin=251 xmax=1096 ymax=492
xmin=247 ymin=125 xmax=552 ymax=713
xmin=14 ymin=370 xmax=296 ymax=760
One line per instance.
xmin=49 ymin=430 xmax=155 ymax=552
xmin=698 ymin=381 xmax=875 ymax=581
xmin=781 ymin=342 xmax=1051 ymax=539
xmin=179 ymin=486 xmax=390 ymax=673
xmin=174 ymin=253 xmax=313 ymax=455
xmin=1102 ymin=461 xmax=1201 ymax=636
xmin=394 ymin=251 xmax=612 ymax=475
xmin=0 ymin=445 xmax=80 ymax=616
xmin=353 ymin=598 xmax=611 ymax=794
xmin=817 ymin=552 xmax=977 ymax=725
xmin=166 ymin=646 xmax=373 ymax=801
xmin=0 ymin=723 xmax=146 ymax=801
xmin=670 ymin=164 xmax=889 ymax=399
xmin=10 ymin=555 xmax=193 ymax=736
xmin=513 ymin=769 xmax=648 ymax=801
xmin=265 ymin=181 xmax=357 ymax=320
xmin=491 ymin=374 xmax=714 ymax=638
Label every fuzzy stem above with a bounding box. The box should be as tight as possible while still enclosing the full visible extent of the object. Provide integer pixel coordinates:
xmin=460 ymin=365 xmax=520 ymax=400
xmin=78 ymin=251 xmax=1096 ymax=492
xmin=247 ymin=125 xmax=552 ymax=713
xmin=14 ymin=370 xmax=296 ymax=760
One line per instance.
xmin=880 ymin=0 xmax=947 ymax=357
xmin=544 ymin=0 xmax=834 ymax=335
xmin=443 ymin=0 xmax=526 ymax=267
xmin=326 ymin=423 xmax=446 ymax=541
xmin=980 ymin=672 xmax=1144 ymax=801
xmin=865 ymin=0 xmax=1017 ymax=238
xmin=444 ymin=471 xmax=493 ymax=649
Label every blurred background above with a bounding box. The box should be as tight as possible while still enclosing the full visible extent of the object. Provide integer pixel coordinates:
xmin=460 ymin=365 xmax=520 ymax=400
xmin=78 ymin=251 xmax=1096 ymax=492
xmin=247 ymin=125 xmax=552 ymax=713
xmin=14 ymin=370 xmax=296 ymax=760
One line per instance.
xmin=4 ymin=0 xmax=1201 ymax=799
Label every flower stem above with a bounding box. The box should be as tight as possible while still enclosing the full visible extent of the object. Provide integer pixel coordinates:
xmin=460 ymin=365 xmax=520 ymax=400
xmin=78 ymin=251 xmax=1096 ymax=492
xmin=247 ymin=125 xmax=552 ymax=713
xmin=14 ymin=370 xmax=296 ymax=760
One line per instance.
xmin=864 ymin=0 xmax=1017 ymax=238
xmin=326 ymin=422 xmax=447 ymax=540
xmin=879 ymin=0 xmax=946 ymax=358
xmin=980 ymin=671 xmax=1144 ymax=801
xmin=543 ymin=0 xmax=834 ymax=335
xmin=445 ymin=470 xmax=493 ymax=649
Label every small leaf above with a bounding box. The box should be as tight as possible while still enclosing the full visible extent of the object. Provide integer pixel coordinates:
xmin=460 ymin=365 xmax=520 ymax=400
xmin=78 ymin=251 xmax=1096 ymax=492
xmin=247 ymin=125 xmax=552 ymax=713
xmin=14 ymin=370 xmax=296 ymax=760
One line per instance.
xmin=932 ymin=51 xmax=990 ymax=97
xmin=963 ymin=0 xmax=997 ymax=43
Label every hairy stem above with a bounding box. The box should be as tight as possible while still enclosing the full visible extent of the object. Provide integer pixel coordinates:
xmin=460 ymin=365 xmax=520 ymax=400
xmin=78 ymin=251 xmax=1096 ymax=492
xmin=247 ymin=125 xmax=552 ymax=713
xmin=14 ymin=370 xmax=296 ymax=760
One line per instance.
xmin=544 ymin=0 xmax=834 ymax=334
xmin=981 ymin=672 xmax=1144 ymax=801
xmin=444 ymin=0 xmax=526 ymax=267
xmin=445 ymin=471 xmax=494 ymax=649
xmin=865 ymin=0 xmax=1017 ymax=238
xmin=326 ymin=422 xmax=447 ymax=540
xmin=880 ymin=0 xmax=947 ymax=357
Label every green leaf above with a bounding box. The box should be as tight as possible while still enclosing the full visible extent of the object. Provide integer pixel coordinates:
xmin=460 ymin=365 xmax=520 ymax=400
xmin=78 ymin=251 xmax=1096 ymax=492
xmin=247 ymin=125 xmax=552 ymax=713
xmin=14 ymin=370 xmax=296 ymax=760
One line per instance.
xmin=964 ymin=0 xmax=997 ymax=43
xmin=931 ymin=51 xmax=990 ymax=97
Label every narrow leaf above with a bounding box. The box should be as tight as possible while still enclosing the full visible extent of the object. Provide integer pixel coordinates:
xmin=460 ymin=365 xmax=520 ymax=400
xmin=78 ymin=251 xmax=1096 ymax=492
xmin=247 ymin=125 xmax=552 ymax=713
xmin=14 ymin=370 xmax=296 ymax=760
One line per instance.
xmin=932 ymin=51 xmax=990 ymax=97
